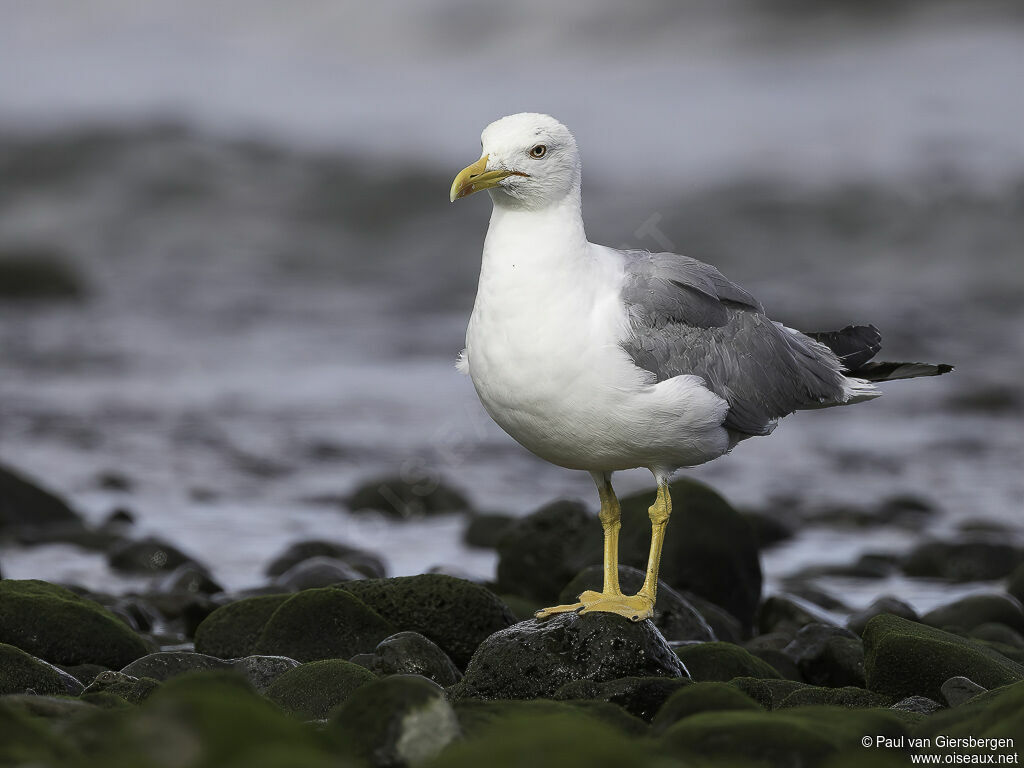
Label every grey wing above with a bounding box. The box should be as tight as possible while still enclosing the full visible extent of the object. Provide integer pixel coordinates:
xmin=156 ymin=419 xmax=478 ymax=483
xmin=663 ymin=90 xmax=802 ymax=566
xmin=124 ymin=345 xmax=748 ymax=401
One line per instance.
xmin=620 ymin=250 xmax=850 ymax=436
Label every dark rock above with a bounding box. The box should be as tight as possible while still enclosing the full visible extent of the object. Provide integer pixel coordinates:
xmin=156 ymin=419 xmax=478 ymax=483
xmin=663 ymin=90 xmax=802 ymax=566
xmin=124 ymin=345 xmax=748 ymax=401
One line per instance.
xmin=783 ymin=623 xmax=865 ymax=687
xmin=863 ymin=614 xmax=1024 ymax=701
xmin=940 ymin=675 xmax=987 ymax=707
xmin=338 ymin=575 xmax=516 ymax=668
xmin=745 ymin=648 xmax=803 ymax=682
xmin=347 ymin=475 xmax=471 ymax=518
xmin=970 ymin=622 xmax=1024 ymax=649
xmin=0 ymin=248 xmax=85 ymax=301
xmin=757 ymin=593 xmax=840 ymax=636
xmin=674 ymin=641 xmax=782 ymax=682
xmin=452 ymin=612 xmax=685 ymax=701
xmin=134 ymin=591 xmax=219 ymax=638
xmin=1008 ymin=563 xmax=1024 ymax=604
xmin=494 ymin=499 xmax=602 ymax=604
xmin=230 ymin=655 xmax=301 ymax=693
xmin=557 ymin=565 xmax=715 ymax=642
xmin=922 ymin=593 xmax=1024 ymax=634
xmin=463 ymin=512 xmax=516 ymax=549
xmin=781 ymin=584 xmax=848 ymax=612
xmin=847 ymin=596 xmax=920 ymax=635
xmin=651 ymin=681 xmax=760 ymax=733
xmin=902 ymin=539 xmax=1024 ymax=582
xmin=776 ymin=684 xmax=892 ymax=709
xmin=329 ymin=675 xmax=460 ymax=767
xmin=0 ymin=643 xmax=80 ymax=696
xmin=194 ymin=594 xmax=291 ymax=659
xmin=552 ymin=676 xmax=690 ymax=722
xmin=275 ymin=556 xmax=369 ymax=591
xmin=891 ymin=695 xmax=942 ymax=714
xmin=81 ymin=670 xmax=160 ymax=704
xmin=107 ymin=536 xmax=199 ymax=574
xmin=678 ymin=591 xmax=744 ymax=643
xmin=265 ymin=540 xmax=386 ymax=580
xmin=0 ymin=464 xmax=85 ymax=536
xmin=96 ymin=471 xmax=133 ymax=491
xmin=739 ymin=509 xmax=795 ymax=549
xmin=452 ymin=697 xmax=646 ymax=739
xmin=0 ymin=580 xmax=148 ymax=668
xmin=265 ymin=659 xmax=377 ymax=720
xmin=368 ymin=632 xmax=461 ymax=687
xmin=120 ymin=651 xmax=230 ymax=680
xmin=659 ymin=704 xmax=909 ymax=765
xmin=618 ymin=479 xmax=762 ymax=629
xmin=156 ymin=564 xmax=224 ymax=595
xmin=253 ymin=588 xmax=396 ymax=662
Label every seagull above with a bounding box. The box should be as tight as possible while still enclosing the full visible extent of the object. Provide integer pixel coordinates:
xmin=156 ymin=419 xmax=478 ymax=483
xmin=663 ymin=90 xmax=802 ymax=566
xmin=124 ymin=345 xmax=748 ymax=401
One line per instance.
xmin=449 ymin=113 xmax=951 ymax=622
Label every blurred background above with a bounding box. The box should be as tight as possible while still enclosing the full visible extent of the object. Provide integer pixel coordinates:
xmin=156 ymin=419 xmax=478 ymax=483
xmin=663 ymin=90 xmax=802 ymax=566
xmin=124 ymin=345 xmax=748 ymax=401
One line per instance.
xmin=1 ymin=0 xmax=1022 ymax=612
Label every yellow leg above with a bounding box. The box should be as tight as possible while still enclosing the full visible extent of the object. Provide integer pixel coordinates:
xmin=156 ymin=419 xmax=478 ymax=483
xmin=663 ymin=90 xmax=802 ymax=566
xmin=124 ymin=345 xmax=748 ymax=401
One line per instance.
xmin=536 ymin=476 xmax=663 ymax=623
xmin=638 ymin=480 xmax=672 ymax=605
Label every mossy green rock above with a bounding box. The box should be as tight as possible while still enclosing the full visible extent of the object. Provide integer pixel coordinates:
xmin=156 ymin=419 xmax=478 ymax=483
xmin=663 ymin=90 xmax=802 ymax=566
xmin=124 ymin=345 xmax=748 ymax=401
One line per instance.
xmin=0 ymin=697 xmax=75 ymax=765
xmin=338 ymin=575 xmax=516 ymax=668
xmin=329 ymin=674 xmax=460 ymax=767
xmin=194 ymin=593 xmax=291 ymax=659
xmin=0 ymin=643 xmax=71 ymax=696
xmin=453 ymin=697 xmax=647 ymax=739
xmin=675 ymin=641 xmax=783 ymax=682
xmin=660 ymin=705 xmax=909 ymax=765
xmin=651 ymin=681 xmax=762 ymax=733
xmin=266 ymin=659 xmax=377 ymax=720
xmin=0 ymin=579 xmax=148 ymax=668
xmin=252 ymin=588 xmax=396 ymax=662
xmin=776 ymin=685 xmax=893 ymax=709
xmin=428 ymin=711 xmax=659 ymax=768
xmin=863 ymin=614 xmax=1024 ymax=701
xmin=66 ymin=671 xmax=344 ymax=767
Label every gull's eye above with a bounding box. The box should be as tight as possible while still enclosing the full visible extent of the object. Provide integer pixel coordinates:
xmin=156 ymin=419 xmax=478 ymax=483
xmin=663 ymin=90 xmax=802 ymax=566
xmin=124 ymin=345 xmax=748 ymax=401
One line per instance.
xmin=529 ymin=144 xmax=547 ymax=159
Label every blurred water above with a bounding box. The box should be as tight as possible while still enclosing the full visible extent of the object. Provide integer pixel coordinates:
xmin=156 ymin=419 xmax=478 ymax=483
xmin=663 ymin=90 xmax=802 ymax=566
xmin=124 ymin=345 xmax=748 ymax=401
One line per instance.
xmin=0 ymin=2 xmax=1022 ymax=611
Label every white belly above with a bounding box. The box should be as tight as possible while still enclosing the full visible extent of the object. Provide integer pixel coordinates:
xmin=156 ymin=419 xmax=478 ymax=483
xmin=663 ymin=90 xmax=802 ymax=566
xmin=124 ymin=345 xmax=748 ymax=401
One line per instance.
xmin=464 ymin=247 xmax=731 ymax=472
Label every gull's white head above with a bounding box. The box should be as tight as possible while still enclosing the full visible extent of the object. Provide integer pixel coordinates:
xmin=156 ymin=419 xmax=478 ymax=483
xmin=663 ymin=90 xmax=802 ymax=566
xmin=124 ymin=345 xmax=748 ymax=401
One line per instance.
xmin=450 ymin=113 xmax=580 ymax=209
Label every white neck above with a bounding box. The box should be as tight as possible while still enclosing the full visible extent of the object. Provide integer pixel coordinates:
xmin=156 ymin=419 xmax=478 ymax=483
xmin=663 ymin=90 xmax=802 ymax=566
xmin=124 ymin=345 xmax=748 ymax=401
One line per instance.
xmin=480 ymin=190 xmax=589 ymax=280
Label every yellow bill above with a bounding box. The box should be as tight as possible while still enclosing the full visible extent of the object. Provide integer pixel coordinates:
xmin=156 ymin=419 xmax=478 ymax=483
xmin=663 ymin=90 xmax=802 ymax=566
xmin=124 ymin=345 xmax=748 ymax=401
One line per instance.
xmin=449 ymin=155 xmax=522 ymax=202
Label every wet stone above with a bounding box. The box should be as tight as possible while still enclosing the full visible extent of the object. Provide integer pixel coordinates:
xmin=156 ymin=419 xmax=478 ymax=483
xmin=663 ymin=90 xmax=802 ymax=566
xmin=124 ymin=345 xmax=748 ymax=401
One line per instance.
xmin=265 ymin=539 xmax=386 ymax=580
xmin=902 ymin=538 xmax=1024 ymax=582
xmin=265 ymin=659 xmax=377 ymax=720
xmin=81 ymin=670 xmax=160 ymax=704
xmin=940 ymin=676 xmax=987 ymax=707
xmin=0 ymin=643 xmax=83 ymax=696
xmin=274 ymin=556 xmax=369 ymax=591
xmin=783 ymin=623 xmax=865 ymax=688
xmin=674 ymin=641 xmax=783 ymax=682
xmin=367 ymin=632 xmax=462 ymax=687
xmin=157 ymin=564 xmax=224 ymax=595
xmin=107 ymin=536 xmax=200 ymax=574
xmin=120 ymin=651 xmax=231 ymax=680
xmin=347 ymin=475 xmax=471 ymax=518
xmin=452 ymin=612 xmax=686 ymax=701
